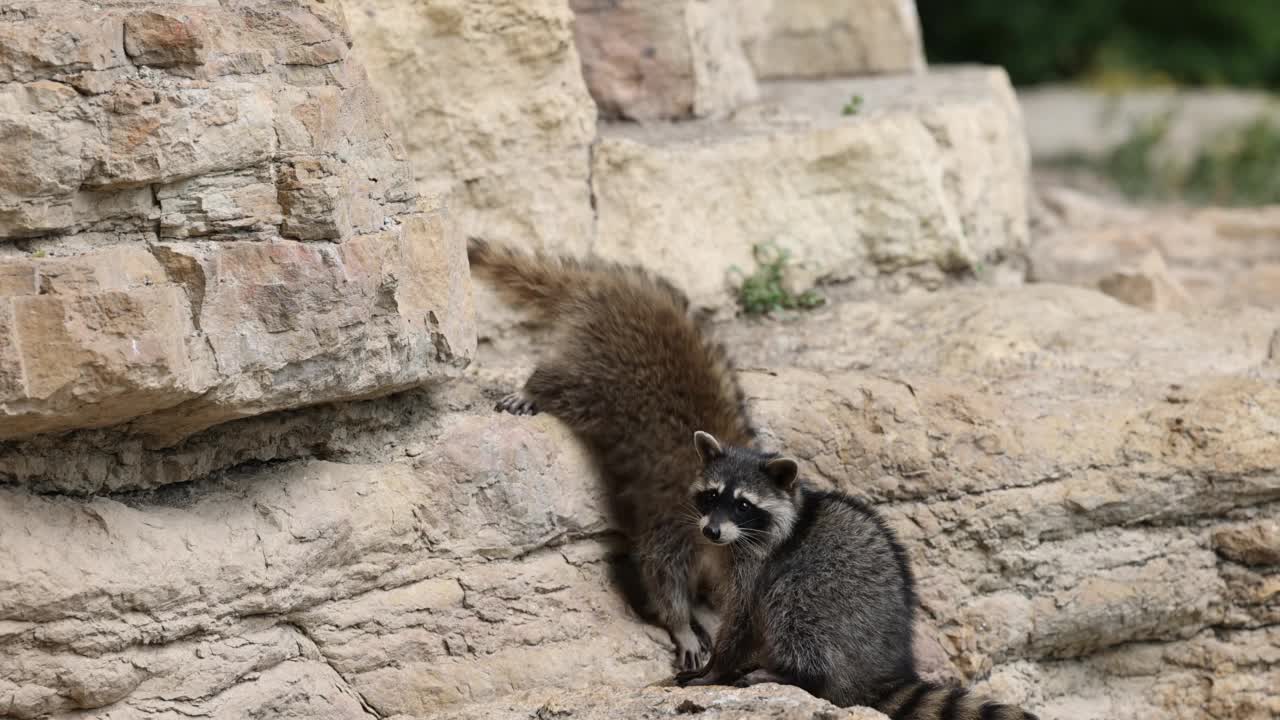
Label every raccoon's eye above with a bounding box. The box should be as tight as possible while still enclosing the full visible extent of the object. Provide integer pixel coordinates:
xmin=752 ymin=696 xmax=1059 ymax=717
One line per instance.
xmin=696 ymin=489 xmax=718 ymax=509
xmin=736 ymin=499 xmax=751 ymax=513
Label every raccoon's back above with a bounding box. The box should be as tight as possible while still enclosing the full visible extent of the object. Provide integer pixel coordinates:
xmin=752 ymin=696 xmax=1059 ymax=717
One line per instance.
xmin=547 ymin=272 xmax=753 ymax=495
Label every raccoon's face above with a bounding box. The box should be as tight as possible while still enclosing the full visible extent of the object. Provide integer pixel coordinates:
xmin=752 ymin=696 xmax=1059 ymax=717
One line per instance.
xmin=690 ymin=431 xmax=800 ymax=549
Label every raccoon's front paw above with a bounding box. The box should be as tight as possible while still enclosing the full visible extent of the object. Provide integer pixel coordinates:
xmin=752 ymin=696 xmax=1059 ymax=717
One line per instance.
xmin=495 ymin=392 xmax=538 ymax=416
xmin=673 ymin=627 xmax=709 ymax=672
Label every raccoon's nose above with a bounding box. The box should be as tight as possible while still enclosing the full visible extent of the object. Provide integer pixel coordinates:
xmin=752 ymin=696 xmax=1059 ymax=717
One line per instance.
xmin=702 ymin=525 xmax=720 ymax=541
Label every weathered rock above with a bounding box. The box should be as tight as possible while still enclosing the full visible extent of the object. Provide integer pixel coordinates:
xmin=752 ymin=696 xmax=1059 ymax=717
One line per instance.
xmin=1214 ymin=522 xmax=1280 ymax=567
xmin=1032 ymin=185 xmax=1280 ymax=310
xmin=0 ymin=0 xmax=475 ymax=450
xmin=435 ymin=684 xmax=889 ymax=720
xmin=346 ymin=0 xmax=596 ymax=254
xmin=591 ymin=67 xmax=1030 ymax=308
xmin=570 ymin=0 xmax=758 ymax=121
xmin=739 ymin=0 xmax=926 ymax=80
xmin=122 ymin=10 xmax=207 ymax=68
xmin=5 ymin=284 xmax=1278 ymax=719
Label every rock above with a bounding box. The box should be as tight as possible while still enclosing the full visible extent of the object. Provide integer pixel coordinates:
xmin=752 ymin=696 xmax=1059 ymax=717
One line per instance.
xmin=570 ymin=0 xmax=758 ymax=121
xmin=1031 ymin=186 xmax=1280 ymax=310
xmin=1094 ymin=250 xmax=1192 ymax=312
xmin=346 ymin=0 xmax=596 ymax=254
xmin=122 ymin=11 xmax=207 ymax=67
xmin=6 ymin=284 xmax=1278 ymax=718
xmin=591 ymin=67 xmax=1030 ymax=308
xmin=1214 ymin=522 xmax=1280 ymax=567
xmin=0 ymin=0 xmax=474 ymax=451
xmin=435 ymin=684 xmax=889 ymax=719
xmin=739 ymin=0 xmax=927 ymax=80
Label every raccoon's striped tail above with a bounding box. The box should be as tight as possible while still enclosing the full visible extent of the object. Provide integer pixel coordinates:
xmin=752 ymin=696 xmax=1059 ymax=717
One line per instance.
xmin=874 ymin=677 xmax=1038 ymax=720
xmin=466 ymin=237 xmax=689 ymax=319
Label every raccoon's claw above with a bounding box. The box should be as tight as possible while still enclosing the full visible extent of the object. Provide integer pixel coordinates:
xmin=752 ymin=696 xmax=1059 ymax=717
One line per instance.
xmin=680 ymin=649 xmax=704 ymax=672
xmin=674 ymin=667 xmax=708 ymax=686
xmin=680 ymin=670 xmax=718 ymax=687
xmin=674 ymin=627 xmax=708 ymax=672
xmin=495 ymin=392 xmax=538 ymax=416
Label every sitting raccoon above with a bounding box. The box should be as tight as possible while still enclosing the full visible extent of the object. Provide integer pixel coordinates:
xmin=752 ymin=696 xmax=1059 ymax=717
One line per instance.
xmin=676 ymin=430 xmax=1038 ymax=720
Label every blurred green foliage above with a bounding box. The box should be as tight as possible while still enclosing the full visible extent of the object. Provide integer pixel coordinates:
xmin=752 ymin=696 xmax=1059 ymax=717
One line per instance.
xmin=917 ymin=1 xmax=1280 ymax=89
xmin=1049 ymin=114 xmax=1280 ymax=205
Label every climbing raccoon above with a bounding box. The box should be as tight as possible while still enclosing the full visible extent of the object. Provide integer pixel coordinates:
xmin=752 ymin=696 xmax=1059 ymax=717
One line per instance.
xmin=466 ymin=239 xmax=752 ymax=670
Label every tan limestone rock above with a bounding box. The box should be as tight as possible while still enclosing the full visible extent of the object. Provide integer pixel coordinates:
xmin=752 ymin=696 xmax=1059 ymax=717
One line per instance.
xmin=345 ymin=0 xmax=596 ymax=254
xmin=740 ymin=0 xmax=927 ymax=80
xmin=436 ymin=684 xmax=889 ymax=720
xmin=592 ymin=68 xmax=1030 ymax=308
xmin=570 ymin=0 xmax=759 ymax=121
xmin=3 ymin=285 xmax=1279 ymax=718
xmin=0 ymin=0 xmax=474 ymax=449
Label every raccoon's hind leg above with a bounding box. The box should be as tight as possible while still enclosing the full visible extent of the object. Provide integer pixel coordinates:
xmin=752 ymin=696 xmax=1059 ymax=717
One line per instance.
xmin=637 ymin=525 xmax=707 ymax=671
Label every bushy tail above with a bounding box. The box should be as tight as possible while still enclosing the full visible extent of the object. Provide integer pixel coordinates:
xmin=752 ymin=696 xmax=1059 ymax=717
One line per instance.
xmin=466 ymin=237 xmax=689 ymax=319
xmin=874 ymin=678 xmax=1038 ymax=720
xmin=466 ymin=237 xmax=590 ymax=317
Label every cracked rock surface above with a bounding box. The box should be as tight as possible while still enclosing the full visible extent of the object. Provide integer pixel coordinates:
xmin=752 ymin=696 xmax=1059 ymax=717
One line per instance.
xmin=4 ymin=283 xmax=1277 ymax=719
xmin=0 ymin=0 xmax=475 ymax=457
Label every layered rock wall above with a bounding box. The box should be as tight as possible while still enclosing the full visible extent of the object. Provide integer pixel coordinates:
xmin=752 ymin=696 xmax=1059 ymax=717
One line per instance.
xmin=0 ymin=0 xmax=474 ymax=487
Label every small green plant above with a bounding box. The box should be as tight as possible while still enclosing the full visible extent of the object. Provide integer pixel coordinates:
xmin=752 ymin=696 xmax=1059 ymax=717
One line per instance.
xmin=841 ymin=94 xmax=864 ymax=116
xmin=731 ymin=243 xmax=824 ymax=316
xmin=32 ymin=249 xmax=46 ymax=258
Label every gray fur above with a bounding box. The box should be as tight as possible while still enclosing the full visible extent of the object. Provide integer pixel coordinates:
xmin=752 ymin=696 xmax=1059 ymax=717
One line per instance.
xmin=678 ymin=435 xmax=1039 ymax=720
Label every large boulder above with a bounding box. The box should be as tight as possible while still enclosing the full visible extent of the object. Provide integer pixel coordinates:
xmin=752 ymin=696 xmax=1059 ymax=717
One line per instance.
xmin=1031 ymin=186 xmax=1280 ymax=311
xmin=346 ymin=0 xmax=596 ymax=255
xmin=591 ymin=67 xmax=1030 ymax=308
xmin=570 ymin=0 xmax=759 ymax=121
xmin=0 ymin=0 xmax=474 ymax=450
xmin=739 ymin=0 xmax=927 ymax=80
xmin=5 ymin=284 xmax=1277 ymax=719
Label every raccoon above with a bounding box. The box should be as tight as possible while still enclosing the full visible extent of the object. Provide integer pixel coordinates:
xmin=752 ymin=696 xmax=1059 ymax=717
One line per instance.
xmin=466 ymin=239 xmax=754 ymax=670
xmin=677 ymin=431 xmax=1038 ymax=720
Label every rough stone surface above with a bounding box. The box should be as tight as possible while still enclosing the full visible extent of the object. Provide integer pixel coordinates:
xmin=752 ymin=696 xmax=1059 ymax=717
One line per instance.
xmin=345 ymin=0 xmax=596 ymax=255
xmin=591 ymin=67 xmax=1030 ymax=308
xmin=5 ymin=284 xmax=1277 ymax=719
xmin=739 ymin=0 xmax=926 ymax=80
xmin=1031 ymin=185 xmax=1280 ymax=311
xmin=435 ymin=685 xmax=889 ymax=720
xmin=570 ymin=0 xmax=759 ymax=121
xmin=0 ymin=0 xmax=475 ymax=448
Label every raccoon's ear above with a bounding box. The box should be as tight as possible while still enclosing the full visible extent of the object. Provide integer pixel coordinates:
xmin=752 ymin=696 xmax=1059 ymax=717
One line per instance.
xmin=764 ymin=457 xmax=799 ymax=491
xmin=693 ymin=431 xmax=724 ymax=464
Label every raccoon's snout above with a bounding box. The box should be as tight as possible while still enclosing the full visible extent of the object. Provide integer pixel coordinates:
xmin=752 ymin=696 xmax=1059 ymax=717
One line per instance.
xmin=699 ymin=518 xmax=738 ymax=544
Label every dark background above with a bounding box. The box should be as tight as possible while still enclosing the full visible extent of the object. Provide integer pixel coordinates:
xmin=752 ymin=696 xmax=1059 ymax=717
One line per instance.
xmin=917 ymin=0 xmax=1280 ymax=88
